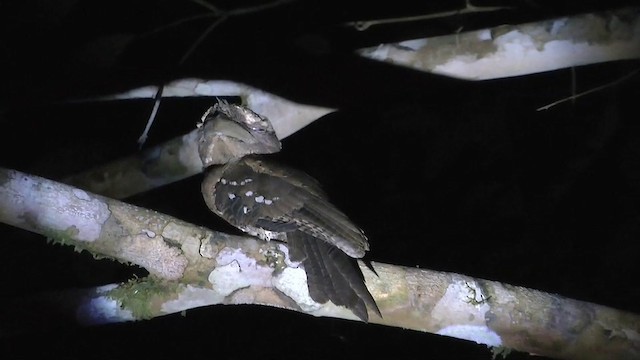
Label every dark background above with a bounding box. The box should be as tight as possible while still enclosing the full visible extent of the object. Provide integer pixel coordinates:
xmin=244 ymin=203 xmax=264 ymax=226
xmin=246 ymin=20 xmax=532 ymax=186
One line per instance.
xmin=1 ymin=0 xmax=639 ymax=359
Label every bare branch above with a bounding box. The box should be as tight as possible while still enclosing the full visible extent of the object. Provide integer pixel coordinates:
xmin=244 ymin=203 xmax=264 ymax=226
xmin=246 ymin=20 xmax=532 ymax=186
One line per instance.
xmin=345 ymin=0 xmax=513 ymax=31
xmin=137 ymin=83 xmax=164 ymax=147
xmin=358 ymin=7 xmax=640 ymax=80
xmin=537 ymin=68 xmax=639 ymax=111
xmin=104 ymin=80 xmax=336 ymax=140
xmin=1 ymin=167 xmax=639 ymax=359
xmin=64 ymin=82 xmax=334 ymax=199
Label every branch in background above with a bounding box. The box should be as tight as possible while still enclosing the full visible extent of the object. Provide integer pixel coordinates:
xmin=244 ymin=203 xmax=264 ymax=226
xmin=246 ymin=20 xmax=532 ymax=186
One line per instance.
xmin=190 ymin=0 xmax=294 ymax=16
xmin=63 ymin=130 xmax=201 ymax=199
xmin=358 ymin=7 xmax=640 ymax=80
xmin=1 ymin=167 xmax=638 ymax=359
xmin=63 ymin=81 xmax=335 ymax=199
xmin=92 ymin=8 xmax=640 ymax=117
xmin=103 ymin=80 xmax=335 ymax=141
xmin=345 ymin=0 xmax=513 ymax=31
xmin=537 ymin=68 xmax=639 ymax=111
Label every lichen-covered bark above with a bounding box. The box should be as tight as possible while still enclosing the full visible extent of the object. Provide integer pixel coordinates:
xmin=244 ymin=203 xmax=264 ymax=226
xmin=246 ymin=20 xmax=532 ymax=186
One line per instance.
xmin=63 ymin=130 xmax=202 ymax=199
xmin=358 ymin=7 xmax=640 ymax=80
xmin=2 ymin=167 xmax=639 ymax=359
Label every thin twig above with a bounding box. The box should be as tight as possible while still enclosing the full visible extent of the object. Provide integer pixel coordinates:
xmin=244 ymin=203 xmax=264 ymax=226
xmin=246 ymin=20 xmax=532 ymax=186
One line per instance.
xmin=140 ymin=13 xmax=216 ymax=38
xmin=189 ymin=0 xmax=222 ymax=14
xmin=537 ymin=68 xmax=639 ymax=111
xmin=345 ymin=0 xmax=512 ymax=31
xmin=178 ymin=15 xmax=227 ymax=65
xmin=190 ymin=0 xmax=294 ymax=17
xmin=137 ymin=84 xmax=164 ymax=148
xmin=225 ymin=0 xmax=294 ymax=16
xmin=137 ymin=0 xmax=295 ymax=147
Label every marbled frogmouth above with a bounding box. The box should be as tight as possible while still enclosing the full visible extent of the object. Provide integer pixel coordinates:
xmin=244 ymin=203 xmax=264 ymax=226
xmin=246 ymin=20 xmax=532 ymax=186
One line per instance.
xmin=200 ymin=101 xmax=380 ymax=322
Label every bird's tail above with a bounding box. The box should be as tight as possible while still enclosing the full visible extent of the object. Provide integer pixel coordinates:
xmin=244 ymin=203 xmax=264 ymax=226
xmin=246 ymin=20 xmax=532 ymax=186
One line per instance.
xmin=287 ymin=232 xmax=381 ymax=322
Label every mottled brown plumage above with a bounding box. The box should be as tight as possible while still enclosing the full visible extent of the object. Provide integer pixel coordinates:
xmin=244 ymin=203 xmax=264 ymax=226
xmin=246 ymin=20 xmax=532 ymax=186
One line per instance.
xmin=201 ymin=155 xmax=380 ymax=321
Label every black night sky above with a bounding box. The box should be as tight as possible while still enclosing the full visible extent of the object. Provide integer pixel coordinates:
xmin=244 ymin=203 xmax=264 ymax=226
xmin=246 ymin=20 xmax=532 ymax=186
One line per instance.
xmin=1 ymin=1 xmax=639 ymax=359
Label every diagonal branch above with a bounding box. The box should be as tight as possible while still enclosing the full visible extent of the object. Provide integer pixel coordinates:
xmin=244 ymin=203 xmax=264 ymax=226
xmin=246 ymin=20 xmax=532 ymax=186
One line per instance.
xmin=1 ymin=167 xmax=639 ymax=360
xmin=64 ymin=81 xmax=335 ymax=199
xmin=358 ymin=6 xmax=640 ymax=80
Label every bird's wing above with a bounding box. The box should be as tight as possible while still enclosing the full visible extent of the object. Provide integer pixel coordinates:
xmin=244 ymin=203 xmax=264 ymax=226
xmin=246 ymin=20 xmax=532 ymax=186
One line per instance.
xmin=202 ymin=156 xmax=369 ymax=258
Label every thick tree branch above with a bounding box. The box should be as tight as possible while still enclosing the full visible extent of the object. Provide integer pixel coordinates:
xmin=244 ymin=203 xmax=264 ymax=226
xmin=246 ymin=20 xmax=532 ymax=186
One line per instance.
xmin=358 ymin=6 xmax=640 ymax=80
xmin=1 ymin=167 xmax=639 ymax=360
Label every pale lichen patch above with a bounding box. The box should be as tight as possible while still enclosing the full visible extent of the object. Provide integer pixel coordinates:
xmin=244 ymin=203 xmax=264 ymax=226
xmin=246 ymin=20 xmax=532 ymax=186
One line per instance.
xmin=161 ymin=285 xmax=224 ymax=314
xmin=432 ymin=280 xmax=491 ymax=327
xmin=3 ymin=171 xmax=111 ymax=242
xmin=142 ymin=229 xmax=156 ymax=238
xmin=198 ymin=236 xmax=217 ymax=259
xmin=437 ymin=324 xmax=502 ymax=346
xmin=277 ymin=243 xmax=301 ymax=268
xmin=209 ymin=247 xmax=273 ymax=296
xmin=72 ymin=188 xmax=91 ymax=201
xmin=272 ymin=267 xmax=321 ymax=313
xmin=161 ymin=221 xmax=208 ymax=260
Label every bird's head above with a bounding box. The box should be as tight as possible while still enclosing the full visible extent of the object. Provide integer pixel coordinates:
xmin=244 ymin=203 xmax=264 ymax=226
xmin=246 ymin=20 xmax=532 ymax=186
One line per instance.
xmin=198 ymin=99 xmax=282 ymax=167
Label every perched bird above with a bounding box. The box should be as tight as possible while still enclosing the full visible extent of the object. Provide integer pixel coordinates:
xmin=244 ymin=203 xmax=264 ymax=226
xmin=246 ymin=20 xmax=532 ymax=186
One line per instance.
xmin=201 ymin=155 xmax=381 ymax=322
